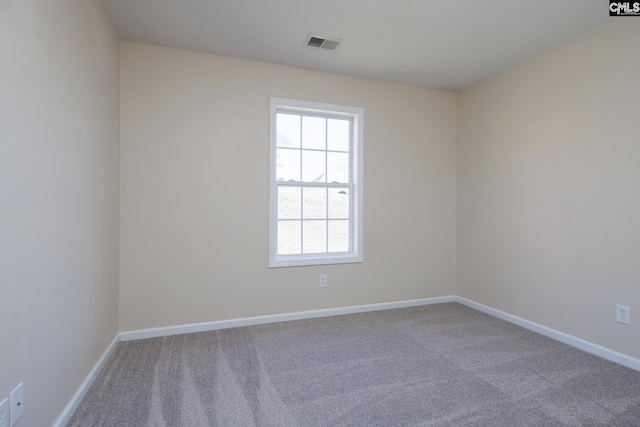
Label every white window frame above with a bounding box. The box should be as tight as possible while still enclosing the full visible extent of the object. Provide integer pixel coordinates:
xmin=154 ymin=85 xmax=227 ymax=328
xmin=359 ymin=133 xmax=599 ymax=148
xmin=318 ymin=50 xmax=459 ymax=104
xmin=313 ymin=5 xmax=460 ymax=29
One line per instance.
xmin=269 ymin=97 xmax=364 ymax=268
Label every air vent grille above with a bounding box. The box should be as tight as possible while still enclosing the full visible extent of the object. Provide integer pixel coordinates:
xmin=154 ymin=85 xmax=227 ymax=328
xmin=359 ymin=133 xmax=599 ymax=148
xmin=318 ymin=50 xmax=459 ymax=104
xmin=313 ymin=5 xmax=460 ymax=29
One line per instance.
xmin=304 ymin=34 xmax=342 ymax=51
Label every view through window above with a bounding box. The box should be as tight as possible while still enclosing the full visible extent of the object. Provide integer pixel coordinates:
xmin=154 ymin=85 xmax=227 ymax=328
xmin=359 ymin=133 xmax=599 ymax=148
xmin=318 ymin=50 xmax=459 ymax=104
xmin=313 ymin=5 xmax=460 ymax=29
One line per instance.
xmin=269 ymin=98 xmax=363 ymax=267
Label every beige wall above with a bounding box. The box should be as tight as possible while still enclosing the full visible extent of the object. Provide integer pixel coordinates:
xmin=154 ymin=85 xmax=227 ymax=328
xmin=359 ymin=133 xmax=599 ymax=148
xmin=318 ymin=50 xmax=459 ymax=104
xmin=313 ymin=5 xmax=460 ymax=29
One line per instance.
xmin=458 ymin=20 xmax=640 ymax=358
xmin=119 ymin=42 xmax=458 ymax=331
xmin=0 ymin=1 xmax=120 ymax=426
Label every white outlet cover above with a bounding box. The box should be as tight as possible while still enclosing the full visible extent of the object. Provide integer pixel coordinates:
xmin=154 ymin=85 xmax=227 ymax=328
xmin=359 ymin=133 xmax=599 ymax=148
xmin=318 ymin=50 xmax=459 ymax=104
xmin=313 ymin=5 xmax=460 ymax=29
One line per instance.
xmin=0 ymin=397 xmax=8 ymax=427
xmin=319 ymin=274 xmax=327 ymax=288
xmin=9 ymin=383 xmax=23 ymax=427
xmin=616 ymin=304 xmax=630 ymax=325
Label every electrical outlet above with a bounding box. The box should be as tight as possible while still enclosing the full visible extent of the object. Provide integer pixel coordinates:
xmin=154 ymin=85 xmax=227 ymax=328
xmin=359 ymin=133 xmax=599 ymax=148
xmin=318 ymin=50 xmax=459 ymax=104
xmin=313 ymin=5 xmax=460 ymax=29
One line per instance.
xmin=0 ymin=398 xmax=8 ymax=427
xmin=9 ymin=383 xmax=23 ymax=426
xmin=616 ymin=304 xmax=630 ymax=325
xmin=319 ymin=274 xmax=327 ymax=288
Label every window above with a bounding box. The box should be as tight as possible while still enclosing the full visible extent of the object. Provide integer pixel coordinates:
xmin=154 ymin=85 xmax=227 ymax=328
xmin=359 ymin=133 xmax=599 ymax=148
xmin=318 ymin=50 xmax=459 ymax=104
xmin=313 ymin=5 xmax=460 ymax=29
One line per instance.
xmin=269 ymin=97 xmax=363 ymax=268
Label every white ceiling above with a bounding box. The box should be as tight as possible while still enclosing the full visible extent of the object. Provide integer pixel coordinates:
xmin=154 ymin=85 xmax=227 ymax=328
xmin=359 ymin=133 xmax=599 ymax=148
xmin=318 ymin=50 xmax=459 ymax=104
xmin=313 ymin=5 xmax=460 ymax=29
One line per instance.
xmin=100 ymin=0 xmax=612 ymax=90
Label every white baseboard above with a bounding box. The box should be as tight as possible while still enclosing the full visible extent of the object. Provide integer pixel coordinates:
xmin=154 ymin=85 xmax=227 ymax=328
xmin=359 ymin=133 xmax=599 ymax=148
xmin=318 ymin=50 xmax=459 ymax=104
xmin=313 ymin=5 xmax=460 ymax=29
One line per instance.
xmin=51 ymin=333 xmax=120 ymax=427
xmin=120 ymin=295 xmax=457 ymax=341
xmin=456 ymin=296 xmax=640 ymax=372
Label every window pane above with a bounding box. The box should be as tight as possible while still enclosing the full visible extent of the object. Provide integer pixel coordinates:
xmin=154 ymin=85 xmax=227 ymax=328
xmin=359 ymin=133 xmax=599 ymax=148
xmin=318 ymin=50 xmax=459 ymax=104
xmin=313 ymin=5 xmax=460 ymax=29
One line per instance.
xmin=276 ymin=148 xmax=300 ymax=182
xmin=302 ymin=187 xmax=326 ymax=219
xmin=278 ymin=186 xmax=301 ymax=219
xmin=278 ymin=221 xmax=301 ymax=255
xmin=327 ymin=152 xmax=349 ymax=183
xmin=328 ymin=188 xmax=349 ymax=219
xmin=277 ymin=113 xmax=300 ymax=148
xmin=327 ymin=119 xmax=350 ymax=152
xmin=303 ymin=220 xmax=327 ymax=253
xmin=302 ymin=150 xmax=326 ymax=183
xmin=302 ymin=116 xmax=326 ymax=150
xmin=328 ymin=220 xmax=349 ymax=252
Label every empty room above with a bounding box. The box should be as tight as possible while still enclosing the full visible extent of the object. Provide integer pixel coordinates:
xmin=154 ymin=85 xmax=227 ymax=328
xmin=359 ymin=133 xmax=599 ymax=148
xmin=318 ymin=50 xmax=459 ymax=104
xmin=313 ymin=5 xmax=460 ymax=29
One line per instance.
xmin=1 ymin=0 xmax=639 ymax=426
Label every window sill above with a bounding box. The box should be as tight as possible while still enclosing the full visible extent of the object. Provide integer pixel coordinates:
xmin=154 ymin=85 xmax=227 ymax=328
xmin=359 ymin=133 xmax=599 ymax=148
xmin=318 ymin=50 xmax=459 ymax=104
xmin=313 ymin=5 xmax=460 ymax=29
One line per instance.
xmin=269 ymin=253 xmax=363 ymax=268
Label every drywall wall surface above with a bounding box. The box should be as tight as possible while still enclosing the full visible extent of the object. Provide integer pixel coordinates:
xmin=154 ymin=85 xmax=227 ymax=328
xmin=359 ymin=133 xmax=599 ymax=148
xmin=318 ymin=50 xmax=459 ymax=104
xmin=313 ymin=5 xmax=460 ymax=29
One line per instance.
xmin=458 ymin=20 xmax=640 ymax=358
xmin=120 ymin=42 xmax=457 ymax=331
xmin=0 ymin=1 xmax=120 ymax=425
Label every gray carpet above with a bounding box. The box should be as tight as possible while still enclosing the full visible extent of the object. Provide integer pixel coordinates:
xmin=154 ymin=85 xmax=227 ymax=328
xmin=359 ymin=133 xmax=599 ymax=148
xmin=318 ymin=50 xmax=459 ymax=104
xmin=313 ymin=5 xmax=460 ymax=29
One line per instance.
xmin=68 ymin=303 xmax=640 ymax=426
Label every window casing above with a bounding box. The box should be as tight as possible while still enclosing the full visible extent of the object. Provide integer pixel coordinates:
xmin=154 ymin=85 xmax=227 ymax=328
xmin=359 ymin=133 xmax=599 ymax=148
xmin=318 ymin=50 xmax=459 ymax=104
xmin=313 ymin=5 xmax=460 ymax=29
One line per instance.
xmin=269 ymin=97 xmax=363 ymax=268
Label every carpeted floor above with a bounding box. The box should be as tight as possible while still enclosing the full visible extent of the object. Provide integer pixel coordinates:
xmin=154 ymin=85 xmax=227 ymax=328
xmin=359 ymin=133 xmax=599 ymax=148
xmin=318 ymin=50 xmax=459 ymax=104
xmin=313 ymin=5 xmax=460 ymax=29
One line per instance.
xmin=68 ymin=303 xmax=640 ymax=426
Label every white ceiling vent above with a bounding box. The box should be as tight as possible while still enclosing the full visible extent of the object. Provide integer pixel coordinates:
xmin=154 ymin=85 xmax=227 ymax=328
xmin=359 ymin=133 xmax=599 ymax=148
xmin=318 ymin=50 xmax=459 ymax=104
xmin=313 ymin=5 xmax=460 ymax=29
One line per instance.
xmin=304 ymin=34 xmax=342 ymax=51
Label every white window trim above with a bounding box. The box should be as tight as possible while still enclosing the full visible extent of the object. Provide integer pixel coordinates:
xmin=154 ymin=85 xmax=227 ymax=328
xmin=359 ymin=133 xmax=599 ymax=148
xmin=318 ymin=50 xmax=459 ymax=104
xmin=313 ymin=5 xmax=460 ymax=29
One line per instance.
xmin=269 ymin=97 xmax=364 ymax=268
